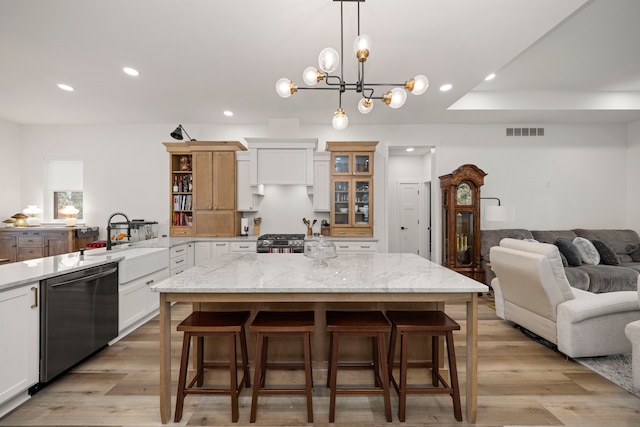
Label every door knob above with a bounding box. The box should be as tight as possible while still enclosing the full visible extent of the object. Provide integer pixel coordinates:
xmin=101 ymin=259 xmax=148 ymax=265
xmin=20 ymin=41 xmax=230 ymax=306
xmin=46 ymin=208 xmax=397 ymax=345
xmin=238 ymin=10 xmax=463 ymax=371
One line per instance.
xmin=401 ymin=226 xmax=408 ymax=230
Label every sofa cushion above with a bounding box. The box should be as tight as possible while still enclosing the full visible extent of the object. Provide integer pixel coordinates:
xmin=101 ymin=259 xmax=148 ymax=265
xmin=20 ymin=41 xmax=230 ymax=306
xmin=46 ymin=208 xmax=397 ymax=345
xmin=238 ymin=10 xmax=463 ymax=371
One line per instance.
xmin=531 ymin=230 xmax=577 ymax=244
xmin=572 ymin=237 xmax=600 ymax=265
xmin=564 ymin=267 xmax=590 ymax=291
xmin=555 ymin=238 xmax=582 ymax=266
xmin=575 ymin=264 xmax=640 ymax=293
xmin=630 ymin=248 xmax=640 ymax=263
xmin=592 ymin=240 xmax=621 ymax=265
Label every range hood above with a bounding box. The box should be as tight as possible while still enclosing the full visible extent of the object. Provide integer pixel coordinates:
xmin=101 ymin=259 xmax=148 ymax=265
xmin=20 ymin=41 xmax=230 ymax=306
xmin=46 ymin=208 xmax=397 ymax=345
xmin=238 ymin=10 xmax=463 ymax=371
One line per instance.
xmin=244 ymin=138 xmax=318 ymax=186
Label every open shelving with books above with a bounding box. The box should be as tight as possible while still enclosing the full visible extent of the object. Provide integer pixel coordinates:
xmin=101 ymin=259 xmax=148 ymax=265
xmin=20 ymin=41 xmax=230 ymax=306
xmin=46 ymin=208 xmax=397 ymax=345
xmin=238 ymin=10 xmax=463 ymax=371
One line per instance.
xmin=169 ymin=152 xmax=193 ymax=236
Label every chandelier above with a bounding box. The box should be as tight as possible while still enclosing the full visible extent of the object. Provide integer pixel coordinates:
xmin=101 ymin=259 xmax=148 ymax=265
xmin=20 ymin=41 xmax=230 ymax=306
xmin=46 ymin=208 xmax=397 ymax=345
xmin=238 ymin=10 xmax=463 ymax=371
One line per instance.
xmin=275 ymin=0 xmax=428 ymax=130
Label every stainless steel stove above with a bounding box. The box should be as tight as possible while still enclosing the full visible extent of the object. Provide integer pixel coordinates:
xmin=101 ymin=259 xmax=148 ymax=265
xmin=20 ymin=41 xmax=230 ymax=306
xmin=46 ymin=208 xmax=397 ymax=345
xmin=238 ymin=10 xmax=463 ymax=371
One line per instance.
xmin=256 ymin=234 xmax=305 ymax=253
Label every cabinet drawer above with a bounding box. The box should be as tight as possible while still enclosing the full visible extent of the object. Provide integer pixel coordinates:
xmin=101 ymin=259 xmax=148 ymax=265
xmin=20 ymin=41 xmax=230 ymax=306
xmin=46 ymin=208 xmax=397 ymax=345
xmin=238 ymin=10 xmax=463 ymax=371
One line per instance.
xmin=334 ymin=242 xmax=377 ymax=253
xmin=170 ymin=254 xmax=187 ymax=271
xmin=230 ymin=242 xmax=256 ymax=253
xmin=170 ymin=245 xmax=188 ymax=258
xmin=17 ymin=247 xmax=44 ymax=260
xmin=17 ymin=236 xmax=44 ymax=246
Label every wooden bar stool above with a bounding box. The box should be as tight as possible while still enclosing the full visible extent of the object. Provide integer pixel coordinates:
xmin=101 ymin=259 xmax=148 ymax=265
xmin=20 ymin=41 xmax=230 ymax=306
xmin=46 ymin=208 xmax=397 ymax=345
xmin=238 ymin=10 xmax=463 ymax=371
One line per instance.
xmin=174 ymin=311 xmax=251 ymax=423
xmin=386 ymin=310 xmax=462 ymax=422
xmin=250 ymin=310 xmax=315 ymax=423
xmin=326 ymin=310 xmax=392 ymax=423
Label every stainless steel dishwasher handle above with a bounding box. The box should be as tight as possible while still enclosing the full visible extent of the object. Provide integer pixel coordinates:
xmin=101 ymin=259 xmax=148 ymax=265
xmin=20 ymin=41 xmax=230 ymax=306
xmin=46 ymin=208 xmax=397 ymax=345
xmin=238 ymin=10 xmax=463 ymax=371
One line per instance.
xmin=50 ymin=266 xmax=118 ymax=288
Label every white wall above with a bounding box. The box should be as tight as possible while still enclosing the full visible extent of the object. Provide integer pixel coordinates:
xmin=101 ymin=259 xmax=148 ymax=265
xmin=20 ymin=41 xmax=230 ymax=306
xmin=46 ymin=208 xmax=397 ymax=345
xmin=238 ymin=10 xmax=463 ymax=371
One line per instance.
xmin=7 ymin=121 xmax=635 ymax=252
xmin=0 ymin=119 xmax=22 ymax=220
xmin=628 ymin=120 xmax=640 ymax=231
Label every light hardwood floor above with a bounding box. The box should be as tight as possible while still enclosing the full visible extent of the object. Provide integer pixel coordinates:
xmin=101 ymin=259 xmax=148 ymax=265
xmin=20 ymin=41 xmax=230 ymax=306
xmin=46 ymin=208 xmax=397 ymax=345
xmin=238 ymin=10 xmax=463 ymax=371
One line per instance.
xmin=1 ymin=297 xmax=639 ymax=427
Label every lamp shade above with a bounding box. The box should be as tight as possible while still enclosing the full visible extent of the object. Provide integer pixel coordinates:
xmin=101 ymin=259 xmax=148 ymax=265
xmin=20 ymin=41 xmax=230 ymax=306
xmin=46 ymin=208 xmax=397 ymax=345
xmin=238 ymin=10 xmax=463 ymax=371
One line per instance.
xmin=484 ymin=205 xmax=515 ymax=222
xmin=318 ymin=47 xmax=339 ymax=74
xmin=357 ymin=98 xmax=373 ymax=114
xmin=170 ymin=126 xmax=184 ymax=140
xmin=332 ymin=108 xmax=348 ymax=130
xmin=276 ymin=78 xmax=295 ymax=98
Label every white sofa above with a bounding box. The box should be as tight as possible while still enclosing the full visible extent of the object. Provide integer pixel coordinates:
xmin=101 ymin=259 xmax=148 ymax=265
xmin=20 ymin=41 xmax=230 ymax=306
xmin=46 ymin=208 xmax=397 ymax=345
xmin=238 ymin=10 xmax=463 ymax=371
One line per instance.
xmin=624 ymin=285 xmax=640 ymax=388
xmin=490 ymin=238 xmax=640 ymax=358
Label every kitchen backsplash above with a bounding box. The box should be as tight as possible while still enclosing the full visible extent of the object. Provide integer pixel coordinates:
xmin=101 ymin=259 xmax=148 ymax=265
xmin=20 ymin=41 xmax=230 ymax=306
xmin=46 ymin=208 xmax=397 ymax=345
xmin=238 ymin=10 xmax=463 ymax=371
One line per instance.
xmin=242 ymin=185 xmax=329 ymax=236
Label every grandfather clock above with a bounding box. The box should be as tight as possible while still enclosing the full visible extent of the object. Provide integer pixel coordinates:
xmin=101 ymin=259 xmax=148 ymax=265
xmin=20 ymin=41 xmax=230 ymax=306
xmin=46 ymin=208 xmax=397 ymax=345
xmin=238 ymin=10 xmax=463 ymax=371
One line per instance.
xmin=440 ymin=164 xmax=486 ymax=282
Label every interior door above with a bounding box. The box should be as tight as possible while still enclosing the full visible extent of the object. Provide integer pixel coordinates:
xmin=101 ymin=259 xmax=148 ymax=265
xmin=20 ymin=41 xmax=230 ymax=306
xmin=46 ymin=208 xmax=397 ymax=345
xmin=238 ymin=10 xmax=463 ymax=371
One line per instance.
xmin=399 ymin=182 xmax=421 ymax=255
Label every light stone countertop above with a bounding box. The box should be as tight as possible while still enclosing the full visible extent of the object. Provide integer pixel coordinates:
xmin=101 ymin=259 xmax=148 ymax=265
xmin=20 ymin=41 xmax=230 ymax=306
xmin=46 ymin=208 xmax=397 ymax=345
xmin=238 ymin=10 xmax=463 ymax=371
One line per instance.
xmin=0 ymin=251 xmax=126 ymax=292
xmin=151 ymin=252 xmax=487 ymax=294
xmin=0 ymin=236 xmax=382 ymax=293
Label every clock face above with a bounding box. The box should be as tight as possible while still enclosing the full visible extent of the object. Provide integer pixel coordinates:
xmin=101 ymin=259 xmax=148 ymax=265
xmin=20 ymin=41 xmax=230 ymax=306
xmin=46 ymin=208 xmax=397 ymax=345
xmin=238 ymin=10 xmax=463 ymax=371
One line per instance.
xmin=456 ymin=183 xmax=472 ymax=205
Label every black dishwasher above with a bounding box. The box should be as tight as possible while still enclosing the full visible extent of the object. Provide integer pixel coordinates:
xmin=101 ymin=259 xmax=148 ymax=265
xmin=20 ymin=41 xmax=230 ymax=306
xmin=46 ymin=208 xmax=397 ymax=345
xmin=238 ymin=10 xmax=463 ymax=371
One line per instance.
xmin=39 ymin=262 xmax=119 ymax=383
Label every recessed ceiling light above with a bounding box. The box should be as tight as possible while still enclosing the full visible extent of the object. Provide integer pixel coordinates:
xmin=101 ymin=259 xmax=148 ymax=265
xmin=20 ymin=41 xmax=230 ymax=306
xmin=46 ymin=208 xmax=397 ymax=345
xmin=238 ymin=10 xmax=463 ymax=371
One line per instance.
xmin=439 ymin=84 xmax=452 ymax=92
xmin=223 ymin=110 xmax=233 ymax=117
xmin=485 ymin=73 xmax=496 ymax=81
xmin=406 ymin=147 xmax=414 ymax=152
xmin=123 ymin=67 xmax=139 ymax=76
xmin=57 ymin=83 xmax=74 ymax=91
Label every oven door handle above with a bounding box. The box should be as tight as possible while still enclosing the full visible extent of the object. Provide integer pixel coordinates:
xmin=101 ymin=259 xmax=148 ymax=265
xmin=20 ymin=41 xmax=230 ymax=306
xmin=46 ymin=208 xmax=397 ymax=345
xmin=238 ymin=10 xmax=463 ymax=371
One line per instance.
xmin=50 ymin=266 xmax=118 ymax=288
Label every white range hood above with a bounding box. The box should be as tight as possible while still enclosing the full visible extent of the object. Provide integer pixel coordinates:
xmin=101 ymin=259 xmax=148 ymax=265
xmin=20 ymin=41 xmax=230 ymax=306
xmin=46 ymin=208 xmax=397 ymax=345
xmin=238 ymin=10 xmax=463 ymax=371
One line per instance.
xmin=244 ymin=138 xmax=318 ymax=186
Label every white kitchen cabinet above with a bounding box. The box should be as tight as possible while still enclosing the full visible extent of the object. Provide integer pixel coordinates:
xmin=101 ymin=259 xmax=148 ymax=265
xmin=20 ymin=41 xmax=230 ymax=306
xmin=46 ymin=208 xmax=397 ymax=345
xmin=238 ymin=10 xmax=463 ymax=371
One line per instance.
xmin=230 ymin=241 xmax=256 ymax=253
xmin=170 ymin=243 xmax=194 ymax=276
xmin=194 ymin=241 xmax=232 ymax=265
xmin=236 ymin=152 xmax=260 ymax=212
xmin=312 ymin=152 xmax=330 ymax=211
xmin=333 ymin=241 xmax=378 ymax=253
xmin=0 ymin=283 xmax=39 ymax=417
xmin=119 ymin=268 xmax=169 ymax=335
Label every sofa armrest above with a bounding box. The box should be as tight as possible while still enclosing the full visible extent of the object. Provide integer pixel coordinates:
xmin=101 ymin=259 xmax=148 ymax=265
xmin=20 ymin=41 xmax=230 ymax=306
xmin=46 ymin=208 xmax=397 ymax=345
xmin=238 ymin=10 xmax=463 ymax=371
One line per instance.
xmin=557 ymin=290 xmax=640 ymax=357
xmin=560 ymin=290 xmax=639 ymax=323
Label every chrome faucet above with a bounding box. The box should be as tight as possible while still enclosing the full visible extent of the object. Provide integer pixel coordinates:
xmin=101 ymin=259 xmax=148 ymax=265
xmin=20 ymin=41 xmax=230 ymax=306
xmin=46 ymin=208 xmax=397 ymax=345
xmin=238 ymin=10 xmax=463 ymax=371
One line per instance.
xmin=106 ymin=212 xmax=130 ymax=251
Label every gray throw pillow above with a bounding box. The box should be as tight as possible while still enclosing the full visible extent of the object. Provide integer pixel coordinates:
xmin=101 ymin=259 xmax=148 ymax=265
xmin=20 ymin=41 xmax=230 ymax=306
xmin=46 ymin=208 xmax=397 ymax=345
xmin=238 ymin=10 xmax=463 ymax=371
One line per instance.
xmin=555 ymin=238 xmax=582 ymax=266
xmin=592 ymin=240 xmax=620 ymax=265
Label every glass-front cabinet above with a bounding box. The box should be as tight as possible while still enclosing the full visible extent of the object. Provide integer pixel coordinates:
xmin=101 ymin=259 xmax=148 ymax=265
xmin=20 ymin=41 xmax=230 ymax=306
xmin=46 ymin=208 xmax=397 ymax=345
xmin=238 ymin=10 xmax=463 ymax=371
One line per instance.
xmin=331 ymin=177 xmax=372 ymax=233
xmin=439 ymin=164 xmax=486 ymax=282
xmin=332 ymin=152 xmax=373 ymax=175
xmin=326 ymin=141 xmax=378 ymax=237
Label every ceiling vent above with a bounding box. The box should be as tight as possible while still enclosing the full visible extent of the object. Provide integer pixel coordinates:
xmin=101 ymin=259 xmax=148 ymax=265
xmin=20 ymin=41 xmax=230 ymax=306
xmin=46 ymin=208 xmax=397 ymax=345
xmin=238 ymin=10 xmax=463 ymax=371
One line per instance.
xmin=506 ymin=127 xmax=544 ymax=136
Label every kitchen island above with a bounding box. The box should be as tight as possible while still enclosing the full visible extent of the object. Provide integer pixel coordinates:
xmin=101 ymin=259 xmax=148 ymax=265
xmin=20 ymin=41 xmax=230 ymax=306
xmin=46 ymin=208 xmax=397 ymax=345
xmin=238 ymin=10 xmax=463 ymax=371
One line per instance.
xmin=152 ymin=252 xmax=488 ymax=423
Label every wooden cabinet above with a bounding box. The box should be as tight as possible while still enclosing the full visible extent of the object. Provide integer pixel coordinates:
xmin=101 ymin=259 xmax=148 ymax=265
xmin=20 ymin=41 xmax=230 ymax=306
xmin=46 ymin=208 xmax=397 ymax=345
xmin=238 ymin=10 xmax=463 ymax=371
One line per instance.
xmin=0 ymin=283 xmax=39 ymax=416
xmin=326 ymin=141 xmax=378 ymax=237
xmin=164 ymin=141 xmax=246 ymax=237
xmin=0 ymin=228 xmax=97 ymax=264
xmin=43 ymin=230 xmax=71 ymax=257
xmin=439 ymin=164 xmax=486 ymax=282
xmin=0 ymin=234 xmax=16 ymax=263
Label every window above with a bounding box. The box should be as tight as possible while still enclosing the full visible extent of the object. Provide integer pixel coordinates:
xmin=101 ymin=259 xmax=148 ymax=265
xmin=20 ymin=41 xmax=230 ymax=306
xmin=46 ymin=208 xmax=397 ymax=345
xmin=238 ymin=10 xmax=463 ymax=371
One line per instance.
xmin=46 ymin=159 xmax=83 ymax=223
xmin=53 ymin=191 xmax=83 ymax=219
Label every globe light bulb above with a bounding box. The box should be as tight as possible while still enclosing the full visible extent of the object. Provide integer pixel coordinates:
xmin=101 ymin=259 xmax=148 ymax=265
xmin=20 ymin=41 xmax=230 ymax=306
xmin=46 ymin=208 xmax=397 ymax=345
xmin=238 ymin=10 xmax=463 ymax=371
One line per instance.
xmin=332 ymin=108 xmax=348 ymax=130
xmin=353 ymin=34 xmax=372 ymax=62
xmin=275 ymin=78 xmax=296 ymax=98
xmin=303 ymin=67 xmax=321 ymax=86
xmin=407 ymin=74 xmax=429 ymax=95
xmin=318 ymin=47 xmax=340 ymax=74
xmin=357 ymin=98 xmax=373 ymax=114
xmin=386 ymin=87 xmax=407 ymax=109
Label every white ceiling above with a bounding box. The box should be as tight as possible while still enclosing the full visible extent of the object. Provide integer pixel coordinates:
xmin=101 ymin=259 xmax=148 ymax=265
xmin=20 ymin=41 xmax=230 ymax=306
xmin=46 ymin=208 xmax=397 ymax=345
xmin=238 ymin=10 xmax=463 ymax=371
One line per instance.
xmin=1 ymin=0 xmax=639 ymax=127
